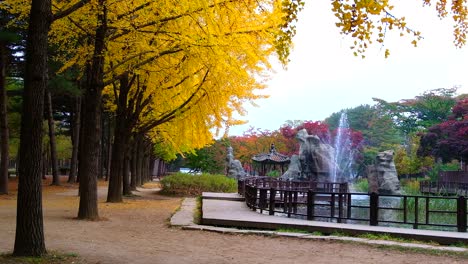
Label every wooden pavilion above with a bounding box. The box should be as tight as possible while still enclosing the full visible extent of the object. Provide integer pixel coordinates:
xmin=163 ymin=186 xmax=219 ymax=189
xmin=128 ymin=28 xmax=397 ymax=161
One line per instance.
xmin=251 ymin=144 xmax=290 ymax=176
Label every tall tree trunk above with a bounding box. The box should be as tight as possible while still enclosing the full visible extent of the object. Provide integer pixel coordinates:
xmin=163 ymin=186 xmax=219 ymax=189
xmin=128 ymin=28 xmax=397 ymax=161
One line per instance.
xmin=156 ymin=159 xmax=164 ymax=178
xmin=77 ymin=1 xmax=107 ymax=219
xmin=68 ymin=96 xmax=81 ymax=183
xmin=13 ymin=0 xmax=50 ymax=256
xmin=130 ymin=139 xmax=137 ymax=190
xmin=107 ymin=75 xmax=131 ymax=202
xmin=0 ymin=40 xmax=9 ymax=194
xmin=135 ymin=135 xmax=143 ymax=187
xmin=77 ymin=69 xmax=101 ymax=219
xmin=100 ymin=113 xmax=109 ymax=180
xmin=42 ymin=150 xmax=47 ymax=180
xmin=149 ymin=157 xmax=155 ymax=181
xmin=144 ymin=151 xmax=150 ymax=183
xmin=143 ymin=141 xmax=151 ymax=183
xmin=122 ymin=152 xmax=131 ymax=196
xmin=105 ymin=118 xmax=112 ymax=181
xmin=46 ymin=91 xmax=59 ymax=185
xmin=97 ymin=114 xmax=104 ymax=180
xmin=105 ymin=136 xmax=112 ymax=181
xmin=106 ymin=126 xmax=128 ymax=202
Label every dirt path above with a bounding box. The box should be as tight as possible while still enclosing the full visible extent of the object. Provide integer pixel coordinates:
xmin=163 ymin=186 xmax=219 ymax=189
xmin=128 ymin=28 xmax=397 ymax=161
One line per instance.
xmin=0 ymin=179 xmax=466 ymax=264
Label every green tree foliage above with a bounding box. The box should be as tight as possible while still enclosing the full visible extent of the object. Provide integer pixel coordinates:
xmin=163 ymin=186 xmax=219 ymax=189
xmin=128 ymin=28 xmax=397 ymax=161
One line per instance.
xmin=394 ymin=135 xmax=434 ymax=176
xmin=325 ymin=105 xmax=403 ymax=148
xmin=373 ymin=88 xmax=458 ymax=135
xmin=185 ymin=146 xmax=224 ymax=174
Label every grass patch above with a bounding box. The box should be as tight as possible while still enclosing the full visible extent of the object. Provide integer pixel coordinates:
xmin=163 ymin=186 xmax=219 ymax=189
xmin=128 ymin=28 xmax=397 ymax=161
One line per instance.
xmin=371 ymin=244 xmax=468 ymax=259
xmin=356 ymin=233 xmax=439 ymax=245
xmin=194 ymin=196 xmax=202 ymax=224
xmin=329 ymin=232 xmax=468 ymax=258
xmin=276 ymin=228 xmax=310 ymax=234
xmin=401 ymin=179 xmax=421 ymax=195
xmin=353 ymin=178 xmax=369 ymax=193
xmin=160 ymin=173 xmax=237 ymax=196
xmin=0 ymin=252 xmax=83 ymax=264
xmin=310 ymin=231 xmax=323 ymax=236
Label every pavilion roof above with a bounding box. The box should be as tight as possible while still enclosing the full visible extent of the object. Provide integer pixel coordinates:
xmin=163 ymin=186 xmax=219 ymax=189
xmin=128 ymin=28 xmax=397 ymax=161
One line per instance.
xmin=251 ymin=144 xmax=290 ymax=164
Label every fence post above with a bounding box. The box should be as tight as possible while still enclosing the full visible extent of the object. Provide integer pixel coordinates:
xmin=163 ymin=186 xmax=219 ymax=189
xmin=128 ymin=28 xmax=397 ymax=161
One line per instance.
xmin=287 ymin=191 xmax=293 ymax=217
xmin=252 ymin=186 xmax=258 ymax=211
xmin=269 ymin=188 xmax=276 ymax=215
xmin=457 ymin=196 xmax=467 ymax=232
xmin=414 ymin=197 xmax=419 ymax=229
xmin=369 ymin=192 xmax=379 ymax=226
xmin=238 ymin=179 xmax=245 ymax=195
xmin=338 ymin=193 xmax=343 ymax=223
xmin=259 ymin=188 xmax=267 ymax=213
xmin=293 ymin=191 xmax=298 ymax=214
xmin=307 ymin=190 xmax=315 ymax=220
xmin=330 ymin=193 xmax=336 ymax=220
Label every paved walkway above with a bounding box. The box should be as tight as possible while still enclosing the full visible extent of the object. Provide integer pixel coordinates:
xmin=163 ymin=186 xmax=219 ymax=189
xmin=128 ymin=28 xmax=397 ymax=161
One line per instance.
xmin=170 ymin=192 xmax=468 ymax=252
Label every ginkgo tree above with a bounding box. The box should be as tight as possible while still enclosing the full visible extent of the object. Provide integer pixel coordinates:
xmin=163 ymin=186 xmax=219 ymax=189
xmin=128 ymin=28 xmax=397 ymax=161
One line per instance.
xmin=38 ymin=0 xmax=303 ymax=204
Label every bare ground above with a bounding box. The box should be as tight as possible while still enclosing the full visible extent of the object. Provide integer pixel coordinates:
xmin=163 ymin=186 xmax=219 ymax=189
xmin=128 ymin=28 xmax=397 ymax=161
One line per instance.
xmin=0 ymin=178 xmax=466 ymax=264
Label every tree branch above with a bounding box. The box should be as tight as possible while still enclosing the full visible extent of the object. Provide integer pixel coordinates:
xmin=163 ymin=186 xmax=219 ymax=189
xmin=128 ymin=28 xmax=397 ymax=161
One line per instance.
xmin=53 ymin=0 xmax=91 ymax=21
xmin=138 ymin=69 xmax=210 ymax=133
xmin=103 ymin=47 xmax=183 ymax=85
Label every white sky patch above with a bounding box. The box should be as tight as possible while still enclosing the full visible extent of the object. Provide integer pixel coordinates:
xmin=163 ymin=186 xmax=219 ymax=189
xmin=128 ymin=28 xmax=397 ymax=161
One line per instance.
xmin=228 ymin=1 xmax=468 ymax=136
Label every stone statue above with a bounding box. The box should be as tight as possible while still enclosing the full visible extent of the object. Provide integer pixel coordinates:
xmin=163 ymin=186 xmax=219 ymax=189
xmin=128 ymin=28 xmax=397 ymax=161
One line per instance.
xmin=281 ymin=129 xmax=335 ymax=181
xmin=367 ymin=150 xmax=401 ymax=195
xmin=226 ymin=146 xmax=246 ymax=179
xmin=280 ymin=155 xmax=302 ymax=180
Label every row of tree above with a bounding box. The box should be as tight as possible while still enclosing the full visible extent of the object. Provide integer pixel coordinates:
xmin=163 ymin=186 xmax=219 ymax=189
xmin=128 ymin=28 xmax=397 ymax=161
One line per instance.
xmin=184 ymin=88 xmax=467 ymax=177
xmin=0 ymin=0 xmax=305 ymax=257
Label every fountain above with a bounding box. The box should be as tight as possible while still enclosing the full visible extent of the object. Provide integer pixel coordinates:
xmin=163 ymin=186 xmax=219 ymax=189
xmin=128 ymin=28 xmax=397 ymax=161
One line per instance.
xmin=325 ymin=115 xmax=358 ymax=219
xmin=331 ymin=112 xmax=356 ymax=183
xmin=281 ymin=112 xmax=356 ymax=184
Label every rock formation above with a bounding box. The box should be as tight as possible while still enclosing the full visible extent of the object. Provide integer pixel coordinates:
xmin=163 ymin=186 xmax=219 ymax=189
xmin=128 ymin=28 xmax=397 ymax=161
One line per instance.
xmin=280 ymin=155 xmax=302 ymax=180
xmin=281 ymin=129 xmax=335 ymax=181
xmin=226 ymin=146 xmax=246 ymax=179
xmin=367 ymin=150 xmax=401 ymax=195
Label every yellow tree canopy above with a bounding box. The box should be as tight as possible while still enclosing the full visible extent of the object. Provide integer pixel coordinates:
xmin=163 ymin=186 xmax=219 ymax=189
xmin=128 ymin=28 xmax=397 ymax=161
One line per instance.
xmin=3 ymin=0 xmax=467 ymax=158
xmin=331 ymin=0 xmax=468 ymax=57
xmin=3 ymin=0 xmax=301 ymax=159
xmin=93 ymin=0 xmax=298 ymax=158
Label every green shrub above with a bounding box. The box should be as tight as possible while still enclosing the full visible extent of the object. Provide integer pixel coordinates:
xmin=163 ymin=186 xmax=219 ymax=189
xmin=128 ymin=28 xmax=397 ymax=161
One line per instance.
xmin=266 ymin=170 xmax=280 ymax=178
xmin=160 ymin=173 xmax=237 ymax=196
xmin=401 ymin=179 xmax=421 ymax=195
xmin=353 ymin=178 xmax=369 ymax=193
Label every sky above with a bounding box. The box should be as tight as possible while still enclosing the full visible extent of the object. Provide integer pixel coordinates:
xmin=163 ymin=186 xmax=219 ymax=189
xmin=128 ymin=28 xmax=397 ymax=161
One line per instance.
xmin=227 ymin=0 xmax=468 ymax=136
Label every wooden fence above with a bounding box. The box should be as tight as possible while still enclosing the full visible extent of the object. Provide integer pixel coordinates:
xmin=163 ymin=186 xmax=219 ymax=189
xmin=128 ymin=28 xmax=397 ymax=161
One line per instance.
xmin=420 ymin=171 xmax=468 ymax=195
xmin=240 ymin=177 xmax=468 ymax=232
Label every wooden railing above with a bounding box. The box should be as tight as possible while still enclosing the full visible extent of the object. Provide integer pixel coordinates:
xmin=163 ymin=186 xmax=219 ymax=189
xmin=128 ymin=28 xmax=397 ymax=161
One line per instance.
xmin=420 ymin=171 xmax=468 ymax=195
xmin=420 ymin=181 xmax=468 ymax=196
xmin=240 ymin=177 xmax=468 ymax=232
xmin=238 ymin=176 xmax=348 ymax=195
xmin=439 ymin=171 xmax=468 ymax=183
